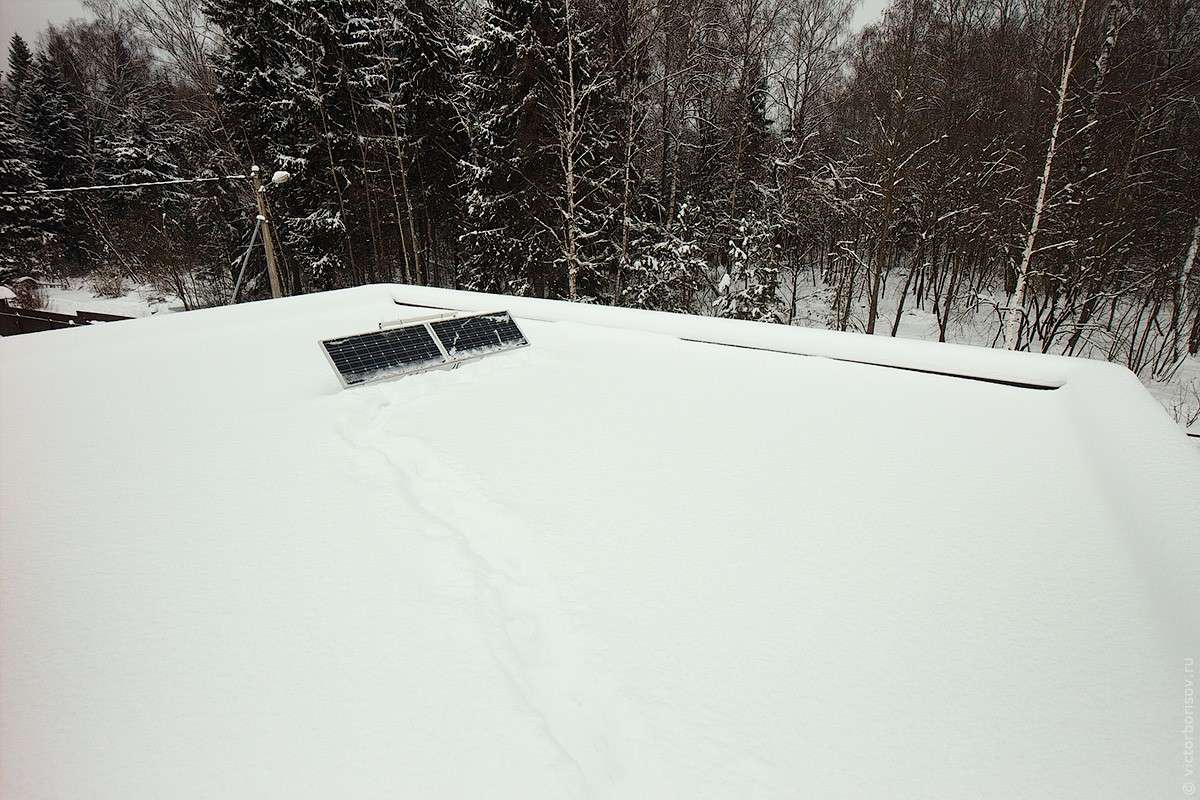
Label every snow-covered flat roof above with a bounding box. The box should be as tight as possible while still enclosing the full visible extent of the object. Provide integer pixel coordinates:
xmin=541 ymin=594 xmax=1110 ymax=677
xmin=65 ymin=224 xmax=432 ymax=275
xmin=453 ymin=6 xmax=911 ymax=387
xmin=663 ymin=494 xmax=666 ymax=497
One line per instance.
xmin=2 ymin=285 xmax=1197 ymax=799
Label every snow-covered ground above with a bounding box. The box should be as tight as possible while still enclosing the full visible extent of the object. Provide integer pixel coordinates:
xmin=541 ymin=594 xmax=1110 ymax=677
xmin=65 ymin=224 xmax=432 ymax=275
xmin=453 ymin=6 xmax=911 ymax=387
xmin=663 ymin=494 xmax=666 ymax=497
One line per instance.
xmin=784 ymin=276 xmax=1200 ymax=433
xmin=2 ymin=285 xmax=1196 ymax=799
xmin=38 ymin=279 xmax=181 ymax=318
xmin=1146 ymin=356 xmax=1200 ymax=432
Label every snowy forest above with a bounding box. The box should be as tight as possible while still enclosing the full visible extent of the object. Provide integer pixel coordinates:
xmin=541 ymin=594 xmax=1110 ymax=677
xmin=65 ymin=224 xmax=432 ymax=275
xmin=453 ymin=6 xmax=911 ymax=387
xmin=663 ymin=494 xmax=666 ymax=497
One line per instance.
xmin=0 ymin=0 xmax=1198 ymax=385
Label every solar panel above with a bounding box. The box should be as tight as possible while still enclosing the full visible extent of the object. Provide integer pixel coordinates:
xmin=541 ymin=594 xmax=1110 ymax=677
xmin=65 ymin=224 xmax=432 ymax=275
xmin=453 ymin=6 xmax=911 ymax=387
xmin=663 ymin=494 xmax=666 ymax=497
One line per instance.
xmin=320 ymin=311 xmax=529 ymax=388
xmin=321 ymin=324 xmax=447 ymax=387
xmin=431 ymin=312 xmax=528 ymax=358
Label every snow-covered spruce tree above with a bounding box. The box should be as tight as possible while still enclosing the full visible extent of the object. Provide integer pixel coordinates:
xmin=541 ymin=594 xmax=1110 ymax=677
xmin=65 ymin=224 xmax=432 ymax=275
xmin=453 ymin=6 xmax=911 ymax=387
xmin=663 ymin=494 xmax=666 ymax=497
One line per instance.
xmin=546 ymin=0 xmax=625 ymax=302
xmin=604 ymin=0 xmax=656 ymax=304
xmin=714 ymin=212 xmax=783 ymax=322
xmin=5 ymin=35 xmax=34 ymax=105
xmin=347 ymin=0 xmax=467 ymax=287
xmin=96 ymin=102 xmax=183 ymax=205
xmin=623 ymin=200 xmax=706 ymax=313
xmin=206 ymin=0 xmax=468 ymax=293
xmin=20 ymin=53 xmax=85 ymax=191
xmin=202 ymin=0 xmax=302 ymax=167
xmin=90 ymin=87 xmax=186 ymax=285
xmin=722 ymin=58 xmax=773 ymax=221
xmin=287 ymin=0 xmax=376 ymax=291
xmin=460 ymin=0 xmax=621 ymax=299
xmin=203 ymin=0 xmax=320 ymax=293
xmin=0 ymin=98 xmax=44 ymax=272
xmin=15 ymin=52 xmax=84 ymax=267
xmin=460 ymin=0 xmax=569 ymax=296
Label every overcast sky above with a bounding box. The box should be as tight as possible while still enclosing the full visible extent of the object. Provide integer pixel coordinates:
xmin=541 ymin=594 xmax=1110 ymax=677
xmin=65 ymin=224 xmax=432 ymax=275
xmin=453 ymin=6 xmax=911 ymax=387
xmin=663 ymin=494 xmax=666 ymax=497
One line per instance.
xmin=853 ymin=0 xmax=889 ymax=29
xmin=1 ymin=0 xmax=89 ymax=71
xmin=2 ymin=0 xmax=889 ymax=72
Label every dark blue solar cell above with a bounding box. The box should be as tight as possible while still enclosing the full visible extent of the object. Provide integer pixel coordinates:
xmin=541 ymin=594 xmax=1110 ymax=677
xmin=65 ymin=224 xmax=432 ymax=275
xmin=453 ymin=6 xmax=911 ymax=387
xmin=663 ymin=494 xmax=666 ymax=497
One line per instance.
xmin=431 ymin=312 xmax=528 ymax=358
xmin=321 ymin=312 xmax=528 ymax=388
xmin=322 ymin=324 xmax=446 ymax=386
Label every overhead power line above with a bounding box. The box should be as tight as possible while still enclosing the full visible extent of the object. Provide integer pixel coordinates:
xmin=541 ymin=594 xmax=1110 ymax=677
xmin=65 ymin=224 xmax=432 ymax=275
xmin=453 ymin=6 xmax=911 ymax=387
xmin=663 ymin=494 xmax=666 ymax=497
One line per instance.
xmin=0 ymin=174 xmax=249 ymax=197
xmin=2 ymin=164 xmax=290 ymax=303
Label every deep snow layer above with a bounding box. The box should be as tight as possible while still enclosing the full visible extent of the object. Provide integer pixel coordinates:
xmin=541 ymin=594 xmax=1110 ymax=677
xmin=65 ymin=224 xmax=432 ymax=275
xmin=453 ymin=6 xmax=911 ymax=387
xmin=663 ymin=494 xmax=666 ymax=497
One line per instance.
xmin=39 ymin=279 xmax=178 ymax=318
xmin=1 ymin=285 xmax=1197 ymax=799
xmin=783 ymin=276 xmax=1200 ymax=432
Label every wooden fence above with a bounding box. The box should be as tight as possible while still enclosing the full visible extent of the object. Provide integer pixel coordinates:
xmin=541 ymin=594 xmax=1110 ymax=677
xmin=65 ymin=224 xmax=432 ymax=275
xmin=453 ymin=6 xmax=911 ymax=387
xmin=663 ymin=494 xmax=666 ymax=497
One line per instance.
xmin=0 ymin=300 xmax=131 ymax=336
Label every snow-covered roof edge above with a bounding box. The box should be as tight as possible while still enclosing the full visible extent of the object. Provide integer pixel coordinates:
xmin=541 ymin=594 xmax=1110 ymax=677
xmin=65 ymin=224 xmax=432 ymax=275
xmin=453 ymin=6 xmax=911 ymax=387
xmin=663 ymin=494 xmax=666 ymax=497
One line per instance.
xmin=389 ymin=283 xmax=1200 ymax=468
xmin=5 ymin=282 xmax=1192 ymax=460
xmin=390 ymin=284 xmax=1086 ymax=386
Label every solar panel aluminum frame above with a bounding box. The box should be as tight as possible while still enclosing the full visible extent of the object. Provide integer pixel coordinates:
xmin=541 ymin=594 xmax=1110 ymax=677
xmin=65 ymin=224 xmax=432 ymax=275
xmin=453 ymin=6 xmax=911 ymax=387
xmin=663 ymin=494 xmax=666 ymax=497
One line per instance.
xmin=429 ymin=312 xmax=530 ymax=361
xmin=376 ymin=311 xmax=460 ymax=329
xmin=320 ymin=311 xmax=529 ymax=389
xmin=319 ymin=323 xmax=448 ymax=389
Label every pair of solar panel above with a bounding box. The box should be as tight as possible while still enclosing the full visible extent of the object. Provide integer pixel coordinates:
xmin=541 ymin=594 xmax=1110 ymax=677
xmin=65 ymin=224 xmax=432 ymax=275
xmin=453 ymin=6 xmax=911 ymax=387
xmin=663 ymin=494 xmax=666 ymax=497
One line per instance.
xmin=322 ymin=311 xmax=529 ymax=388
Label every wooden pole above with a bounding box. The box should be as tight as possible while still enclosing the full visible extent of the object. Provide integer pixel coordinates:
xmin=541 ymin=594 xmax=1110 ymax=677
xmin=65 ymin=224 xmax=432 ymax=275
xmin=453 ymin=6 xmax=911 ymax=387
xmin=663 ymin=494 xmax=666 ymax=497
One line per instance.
xmin=251 ymin=166 xmax=284 ymax=299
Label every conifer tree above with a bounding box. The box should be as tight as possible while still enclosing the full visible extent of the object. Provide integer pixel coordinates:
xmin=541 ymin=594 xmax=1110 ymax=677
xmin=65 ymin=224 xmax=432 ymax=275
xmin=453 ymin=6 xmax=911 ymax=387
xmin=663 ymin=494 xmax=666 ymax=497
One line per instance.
xmin=15 ymin=52 xmax=83 ymax=265
xmin=461 ymin=0 xmax=619 ymax=299
xmin=352 ymin=0 xmax=467 ymax=285
xmin=460 ymin=0 xmax=569 ymax=296
xmin=204 ymin=0 xmax=335 ymax=291
xmin=0 ymin=100 xmax=44 ymax=271
xmin=20 ymin=53 xmax=84 ymax=190
xmin=624 ymin=200 xmax=706 ymax=312
xmin=5 ymin=35 xmax=34 ymax=104
xmin=714 ymin=213 xmax=782 ymax=322
xmin=89 ymin=88 xmax=185 ymax=278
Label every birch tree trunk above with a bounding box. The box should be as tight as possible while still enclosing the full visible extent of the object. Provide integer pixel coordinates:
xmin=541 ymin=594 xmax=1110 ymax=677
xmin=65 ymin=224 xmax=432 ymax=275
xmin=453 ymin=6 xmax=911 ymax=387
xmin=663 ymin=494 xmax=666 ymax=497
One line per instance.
xmin=615 ymin=88 xmax=640 ymax=304
xmin=1005 ymin=0 xmax=1088 ymax=350
xmin=562 ymin=0 xmax=582 ymax=301
xmin=1080 ymin=0 xmax=1124 ymax=177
